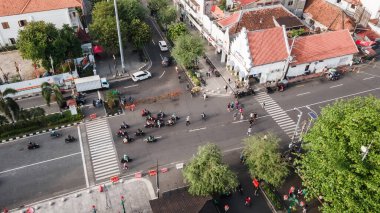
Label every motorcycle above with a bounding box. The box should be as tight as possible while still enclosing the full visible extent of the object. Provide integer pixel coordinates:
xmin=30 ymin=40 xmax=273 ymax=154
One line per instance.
xmin=326 ymin=69 xmax=340 ymax=81
xmin=135 ymin=130 xmax=145 ymax=136
xmin=144 ymin=136 xmax=157 ymax=143
xmin=27 ymin=142 xmax=40 ymax=150
xmin=120 ymin=154 xmax=133 ymax=163
xmin=117 ymin=130 xmax=128 ymax=137
xmin=144 ymin=122 xmax=157 ymax=128
xmin=120 ymin=122 xmax=130 ymax=129
xmin=157 ymin=111 xmax=166 ymax=119
xmin=170 ymin=114 xmax=180 ymax=121
xmin=201 ymin=113 xmax=206 ymax=121
xmin=50 ymin=131 xmax=61 ymax=138
xmin=141 ymin=109 xmax=151 ymax=117
xmin=122 ymin=136 xmax=134 ymax=144
xmin=234 ymin=87 xmax=255 ymax=98
xmin=65 ymin=136 xmax=76 ymax=143
xmin=166 ymin=118 xmax=176 ymax=126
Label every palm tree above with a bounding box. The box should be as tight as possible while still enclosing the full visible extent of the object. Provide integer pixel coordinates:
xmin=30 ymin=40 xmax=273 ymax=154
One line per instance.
xmin=41 ymin=82 xmax=64 ymax=107
xmin=0 ymin=88 xmax=20 ymax=122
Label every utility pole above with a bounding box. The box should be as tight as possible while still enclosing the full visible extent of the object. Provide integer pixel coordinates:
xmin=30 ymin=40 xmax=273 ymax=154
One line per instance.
xmin=281 ymin=36 xmax=298 ymax=81
xmin=156 ymin=160 xmax=160 ymax=198
xmin=113 ymin=0 xmax=126 ymax=72
xmin=291 ymin=108 xmax=303 ymax=144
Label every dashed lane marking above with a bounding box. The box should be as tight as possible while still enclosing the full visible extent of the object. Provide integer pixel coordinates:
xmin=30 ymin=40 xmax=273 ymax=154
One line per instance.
xmin=189 ymin=127 xmax=207 ymax=132
xmin=296 ymin=92 xmax=311 ymax=96
xmin=329 ymin=84 xmax=343 ymax=88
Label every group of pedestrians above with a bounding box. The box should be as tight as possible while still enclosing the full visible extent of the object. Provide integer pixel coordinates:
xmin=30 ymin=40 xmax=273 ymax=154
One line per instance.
xmin=222 ymin=180 xmax=261 ymax=212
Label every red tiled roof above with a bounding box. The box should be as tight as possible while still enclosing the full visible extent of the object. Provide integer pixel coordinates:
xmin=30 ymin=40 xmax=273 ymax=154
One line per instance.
xmin=211 ymin=5 xmax=225 ymax=19
xmin=356 ymin=29 xmax=380 ymax=41
xmin=304 ymin=0 xmax=354 ymax=31
xmin=237 ymin=0 xmax=260 ymax=7
xmin=247 ymin=27 xmax=289 ymax=66
xmin=229 ymin=6 xmax=296 ymax=34
xmin=291 ymin=30 xmax=358 ymax=65
xmin=0 ymin=0 xmax=82 ymax=17
xmin=343 ymin=0 xmax=361 ymax=6
xmin=217 ymin=11 xmax=241 ymax=28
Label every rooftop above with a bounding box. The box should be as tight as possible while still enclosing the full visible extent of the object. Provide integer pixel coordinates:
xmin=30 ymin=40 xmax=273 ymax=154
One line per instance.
xmin=276 ymin=17 xmax=304 ymax=29
xmin=291 ymin=30 xmax=358 ymax=65
xmin=227 ymin=6 xmax=301 ymax=34
xmin=247 ymin=27 xmax=289 ymax=66
xmin=149 ymin=187 xmax=215 ymax=213
xmin=304 ymin=0 xmax=355 ymax=31
xmin=217 ymin=11 xmax=241 ymax=28
xmin=235 ymin=0 xmax=260 ymax=7
xmin=0 ymin=0 xmax=82 ymax=17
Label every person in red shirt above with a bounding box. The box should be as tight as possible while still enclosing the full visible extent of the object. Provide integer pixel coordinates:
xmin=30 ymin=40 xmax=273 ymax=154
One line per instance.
xmin=245 ymin=196 xmax=251 ymax=206
xmin=253 ymin=178 xmax=260 ymax=196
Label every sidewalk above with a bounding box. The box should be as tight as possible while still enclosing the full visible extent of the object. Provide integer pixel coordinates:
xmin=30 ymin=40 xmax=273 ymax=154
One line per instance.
xmin=10 ymin=178 xmax=155 ymax=213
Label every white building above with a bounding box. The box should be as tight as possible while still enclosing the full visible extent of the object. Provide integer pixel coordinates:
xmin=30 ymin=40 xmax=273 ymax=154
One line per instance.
xmin=0 ymin=0 xmax=83 ymax=47
xmin=228 ymin=26 xmax=358 ymax=83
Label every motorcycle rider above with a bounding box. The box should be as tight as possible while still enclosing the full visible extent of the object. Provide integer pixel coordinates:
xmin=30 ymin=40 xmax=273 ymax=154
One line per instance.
xmin=201 ymin=112 xmax=206 ymax=120
xmin=123 ymin=154 xmax=130 ymax=162
xmin=147 ymin=135 xmax=155 ymax=142
xmin=186 ymin=116 xmax=190 ymax=126
xmin=136 ymin=128 xmax=143 ymax=135
xmin=157 ymin=119 xmax=162 ymax=128
xmin=171 ymin=113 xmax=178 ymax=121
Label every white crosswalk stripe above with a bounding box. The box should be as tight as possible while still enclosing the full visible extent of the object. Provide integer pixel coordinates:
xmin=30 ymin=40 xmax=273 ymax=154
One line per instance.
xmin=85 ymin=118 xmax=120 ymax=181
xmin=255 ymin=92 xmax=301 ymax=139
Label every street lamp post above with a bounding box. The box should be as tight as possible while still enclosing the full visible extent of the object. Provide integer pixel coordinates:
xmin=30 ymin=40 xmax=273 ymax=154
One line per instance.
xmin=291 ymin=108 xmax=303 ymax=144
xmin=113 ymin=0 xmax=126 ymax=72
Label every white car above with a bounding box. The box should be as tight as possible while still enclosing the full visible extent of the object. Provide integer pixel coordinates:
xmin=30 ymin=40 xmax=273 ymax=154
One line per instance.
xmin=131 ymin=71 xmax=152 ymax=82
xmin=158 ymin=41 xmax=168 ymax=52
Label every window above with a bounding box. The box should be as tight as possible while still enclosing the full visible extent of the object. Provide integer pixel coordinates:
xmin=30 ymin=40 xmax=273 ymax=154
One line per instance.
xmin=288 ymin=1 xmax=293 ymax=6
xmin=2 ymin=22 xmax=9 ymax=29
xmin=18 ymin=20 xmax=27 ymax=27
xmin=9 ymin=38 xmax=16 ymax=45
xmin=305 ymin=64 xmax=310 ymax=71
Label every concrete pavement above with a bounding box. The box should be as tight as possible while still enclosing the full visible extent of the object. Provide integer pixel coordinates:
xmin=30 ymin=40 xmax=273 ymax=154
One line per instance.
xmin=9 ymin=178 xmax=156 ymax=213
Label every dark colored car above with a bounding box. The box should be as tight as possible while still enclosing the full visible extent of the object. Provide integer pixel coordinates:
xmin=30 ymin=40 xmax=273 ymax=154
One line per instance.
xmin=162 ymin=56 xmax=172 ymax=67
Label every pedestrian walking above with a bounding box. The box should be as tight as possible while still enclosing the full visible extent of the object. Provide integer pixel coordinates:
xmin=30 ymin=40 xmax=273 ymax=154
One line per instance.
xmin=230 ymin=102 xmax=235 ymax=110
xmin=123 ymin=162 xmax=128 ymax=170
xmin=203 ymin=92 xmax=207 ymax=100
xmin=237 ymin=184 xmax=243 ymax=195
xmin=186 ymin=116 xmax=190 ymax=126
xmin=253 ymin=178 xmax=259 ymax=196
xmin=261 ymin=102 xmax=266 ymax=109
xmin=239 ymin=107 xmax=244 ymax=115
xmin=227 ymin=103 xmax=231 ymax=112
xmin=247 ymin=127 xmax=252 ymax=136
xmin=249 ymin=118 xmax=254 ymax=125
xmin=228 ymin=78 xmax=231 ymax=84
xmin=225 ymin=85 xmax=228 ymax=93
xmin=186 ymin=83 xmax=190 ymax=90
xmin=250 ymin=112 xmax=254 ymax=119
xmin=233 ymin=112 xmax=238 ymax=121
xmin=240 ymin=113 xmax=244 ymax=120
xmin=224 ymin=204 xmax=230 ymax=212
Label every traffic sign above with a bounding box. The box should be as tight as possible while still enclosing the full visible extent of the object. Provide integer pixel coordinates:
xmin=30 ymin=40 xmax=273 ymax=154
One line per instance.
xmin=308 ymin=112 xmax=318 ymax=120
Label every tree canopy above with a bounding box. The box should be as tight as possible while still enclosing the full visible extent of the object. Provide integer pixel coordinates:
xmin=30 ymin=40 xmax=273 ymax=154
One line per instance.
xmin=17 ymin=21 xmax=81 ymax=71
xmin=147 ymin=0 xmax=168 ymax=15
xmin=167 ymin=23 xmax=188 ymax=42
xmin=41 ymin=82 xmax=64 ymax=107
xmin=242 ymin=133 xmax=289 ymax=187
xmin=297 ymin=96 xmax=380 ymax=213
xmin=183 ymin=143 xmax=238 ymax=196
xmin=172 ymin=34 xmax=205 ymax=68
xmin=128 ymin=19 xmax=152 ymax=50
xmin=0 ymin=88 xmax=20 ymax=122
xmin=158 ymin=6 xmax=177 ymax=28
xmin=89 ymin=0 xmax=145 ymax=54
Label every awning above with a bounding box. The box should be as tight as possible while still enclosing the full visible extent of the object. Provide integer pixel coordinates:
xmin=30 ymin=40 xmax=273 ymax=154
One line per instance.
xmin=356 ymin=40 xmax=376 ymax=47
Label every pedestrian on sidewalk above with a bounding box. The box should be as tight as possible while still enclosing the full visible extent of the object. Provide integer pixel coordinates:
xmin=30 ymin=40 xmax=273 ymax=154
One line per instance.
xmin=123 ymin=162 xmax=128 ymax=170
xmin=235 ymin=100 xmax=239 ymax=109
xmin=228 ymin=78 xmax=231 ymax=84
xmin=247 ymin=127 xmax=252 ymax=136
xmin=225 ymin=85 xmax=228 ymax=93
xmin=240 ymin=113 xmax=244 ymax=120
xmin=203 ymin=92 xmax=207 ymax=100
xmin=253 ymin=178 xmax=260 ymax=196
xmin=186 ymin=115 xmax=190 ymax=126
xmin=224 ymin=204 xmax=230 ymax=212
xmin=261 ymin=102 xmax=266 ymax=109
xmin=233 ymin=112 xmax=238 ymax=121
xmin=230 ymin=101 xmax=235 ymax=110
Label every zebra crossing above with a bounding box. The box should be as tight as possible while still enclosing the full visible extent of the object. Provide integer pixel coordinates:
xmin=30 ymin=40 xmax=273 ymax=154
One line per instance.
xmin=85 ymin=118 xmax=120 ymax=181
xmin=254 ymin=92 xmax=300 ymax=139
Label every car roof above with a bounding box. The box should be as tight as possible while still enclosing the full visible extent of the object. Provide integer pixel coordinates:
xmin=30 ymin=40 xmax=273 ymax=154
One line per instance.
xmin=133 ymin=71 xmax=148 ymax=76
xmin=159 ymin=41 xmax=167 ymax=45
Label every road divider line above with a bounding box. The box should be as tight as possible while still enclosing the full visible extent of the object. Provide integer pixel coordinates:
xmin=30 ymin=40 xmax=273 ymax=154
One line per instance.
xmin=189 ymin=127 xmax=207 ymax=132
xmin=78 ymin=126 xmax=90 ymax=188
xmin=159 ymin=71 xmax=166 ymax=79
xmin=329 ymin=84 xmax=343 ymax=88
xmin=296 ymin=92 xmax=311 ymax=96
xmin=363 ymin=76 xmax=375 ymax=80
xmin=124 ymin=84 xmax=139 ymax=89
xmin=0 ymin=152 xmax=81 ymax=175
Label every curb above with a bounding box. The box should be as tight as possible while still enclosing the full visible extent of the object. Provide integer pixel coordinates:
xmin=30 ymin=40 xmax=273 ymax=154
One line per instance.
xmin=0 ymin=121 xmax=84 ymax=144
xmin=15 ymin=93 xmax=41 ymax=100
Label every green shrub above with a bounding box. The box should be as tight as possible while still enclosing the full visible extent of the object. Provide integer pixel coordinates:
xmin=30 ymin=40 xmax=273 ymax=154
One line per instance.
xmin=261 ymin=183 xmax=284 ymax=210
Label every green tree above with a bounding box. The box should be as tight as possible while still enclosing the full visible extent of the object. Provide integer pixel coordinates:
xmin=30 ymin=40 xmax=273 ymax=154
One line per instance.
xmin=147 ymin=0 xmax=168 ymax=16
xmin=120 ymin=0 xmax=146 ymax=24
xmin=18 ymin=108 xmax=31 ymax=121
xmin=290 ymin=28 xmax=306 ymax=38
xmin=0 ymin=88 xmax=20 ymax=122
xmin=0 ymin=115 xmax=8 ymax=125
xmin=183 ymin=143 xmax=238 ymax=196
xmin=105 ymin=90 xmax=119 ymax=109
xmin=242 ymin=133 xmax=289 ymax=187
xmin=29 ymin=107 xmax=45 ymax=119
xmin=129 ymin=19 xmax=152 ymax=49
xmin=172 ymin=34 xmax=205 ymax=68
xmin=41 ymin=82 xmax=64 ymax=107
xmin=297 ymin=96 xmax=380 ymax=213
xmin=17 ymin=21 xmax=81 ymax=71
xmin=158 ymin=6 xmax=177 ymax=29
xmin=167 ymin=22 xmax=188 ymax=42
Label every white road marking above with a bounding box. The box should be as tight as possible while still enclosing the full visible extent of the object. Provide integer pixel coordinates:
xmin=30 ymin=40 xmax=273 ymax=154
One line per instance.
xmin=23 ymin=103 xmax=50 ymax=109
xmin=329 ymin=84 xmax=343 ymax=88
xmin=296 ymin=92 xmax=311 ymax=96
xmin=159 ymin=71 xmax=166 ymax=79
xmin=295 ymin=84 xmax=305 ymax=87
xmin=363 ymin=76 xmax=375 ymax=80
xmin=232 ymin=120 xmax=247 ymax=124
xmin=124 ymin=84 xmax=139 ymax=89
xmin=0 ymin=152 xmax=81 ymax=175
xmin=152 ymin=39 xmax=155 ymax=45
xmin=78 ymin=126 xmax=90 ymax=188
xmin=159 ymin=54 xmax=164 ymax=60
xmin=189 ymin=127 xmax=207 ymax=132
xmin=156 ymin=136 xmax=162 ymax=139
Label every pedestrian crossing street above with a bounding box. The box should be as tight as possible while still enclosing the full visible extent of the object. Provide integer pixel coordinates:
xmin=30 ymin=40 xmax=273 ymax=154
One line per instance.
xmin=85 ymin=118 xmax=120 ymax=181
xmin=254 ymin=92 xmax=300 ymax=139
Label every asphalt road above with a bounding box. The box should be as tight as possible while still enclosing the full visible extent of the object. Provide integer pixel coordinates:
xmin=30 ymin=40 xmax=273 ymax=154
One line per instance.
xmin=0 ymin=126 xmax=86 ymax=209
